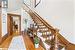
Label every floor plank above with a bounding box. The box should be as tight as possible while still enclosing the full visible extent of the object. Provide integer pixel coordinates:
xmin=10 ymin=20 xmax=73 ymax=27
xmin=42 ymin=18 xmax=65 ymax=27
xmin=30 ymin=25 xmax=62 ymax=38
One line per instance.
xmin=0 ymin=35 xmax=13 ymax=48
xmin=23 ymin=33 xmax=44 ymax=50
xmin=0 ymin=32 xmax=45 ymax=50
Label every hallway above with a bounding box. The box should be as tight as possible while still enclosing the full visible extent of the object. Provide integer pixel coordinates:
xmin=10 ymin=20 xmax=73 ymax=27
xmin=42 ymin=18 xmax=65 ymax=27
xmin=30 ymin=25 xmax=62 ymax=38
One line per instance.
xmin=0 ymin=0 xmax=75 ymax=50
xmin=0 ymin=32 xmax=44 ymax=50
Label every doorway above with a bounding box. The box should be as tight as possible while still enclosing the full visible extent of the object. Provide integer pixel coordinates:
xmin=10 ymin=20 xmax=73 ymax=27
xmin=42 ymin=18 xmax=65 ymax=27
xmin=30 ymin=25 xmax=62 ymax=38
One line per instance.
xmin=7 ymin=14 xmax=21 ymax=36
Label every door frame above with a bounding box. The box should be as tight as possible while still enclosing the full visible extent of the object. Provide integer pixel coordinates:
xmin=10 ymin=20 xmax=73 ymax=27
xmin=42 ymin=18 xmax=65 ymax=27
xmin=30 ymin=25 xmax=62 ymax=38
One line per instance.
xmin=7 ymin=13 xmax=21 ymax=36
xmin=0 ymin=8 xmax=2 ymax=44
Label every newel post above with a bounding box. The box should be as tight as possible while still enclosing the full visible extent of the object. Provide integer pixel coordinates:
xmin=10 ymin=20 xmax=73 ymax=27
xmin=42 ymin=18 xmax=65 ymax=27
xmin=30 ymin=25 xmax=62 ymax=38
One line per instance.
xmin=54 ymin=28 xmax=59 ymax=50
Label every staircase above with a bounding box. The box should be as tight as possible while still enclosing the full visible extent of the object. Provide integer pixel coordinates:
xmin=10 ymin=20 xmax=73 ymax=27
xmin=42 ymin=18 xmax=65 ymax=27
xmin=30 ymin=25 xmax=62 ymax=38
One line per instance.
xmin=23 ymin=3 xmax=75 ymax=50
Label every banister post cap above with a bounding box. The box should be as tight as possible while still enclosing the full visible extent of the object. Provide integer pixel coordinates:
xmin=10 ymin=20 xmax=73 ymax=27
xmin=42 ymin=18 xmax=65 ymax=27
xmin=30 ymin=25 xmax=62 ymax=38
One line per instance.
xmin=55 ymin=28 xmax=59 ymax=32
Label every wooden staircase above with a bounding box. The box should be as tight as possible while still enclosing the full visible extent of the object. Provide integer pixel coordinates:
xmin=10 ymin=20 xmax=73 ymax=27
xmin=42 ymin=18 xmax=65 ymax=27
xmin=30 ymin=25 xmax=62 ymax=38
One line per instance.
xmin=23 ymin=3 xmax=75 ymax=50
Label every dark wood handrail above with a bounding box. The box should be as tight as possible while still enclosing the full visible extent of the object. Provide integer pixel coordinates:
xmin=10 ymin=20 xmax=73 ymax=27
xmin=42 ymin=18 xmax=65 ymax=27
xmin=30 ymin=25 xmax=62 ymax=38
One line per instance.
xmin=32 ymin=11 xmax=54 ymax=30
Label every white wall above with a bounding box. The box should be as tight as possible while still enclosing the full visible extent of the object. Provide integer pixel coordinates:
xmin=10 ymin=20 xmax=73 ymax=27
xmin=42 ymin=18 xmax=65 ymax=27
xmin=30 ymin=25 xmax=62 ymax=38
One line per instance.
xmin=2 ymin=8 xmax=7 ymax=37
xmin=7 ymin=0 xmax=22 ymax=17
xmin=74 ymin=0 xmax=75 ymax=44
xmin=35 ymin=0 xmax=74 ymax=44
xmin=24 ymin=0 xmax=31 ymax=6
xmin=21 ymin=8 xmax=34 ymax=31
xmin=8 ymin=0 xmax=23 ymax=13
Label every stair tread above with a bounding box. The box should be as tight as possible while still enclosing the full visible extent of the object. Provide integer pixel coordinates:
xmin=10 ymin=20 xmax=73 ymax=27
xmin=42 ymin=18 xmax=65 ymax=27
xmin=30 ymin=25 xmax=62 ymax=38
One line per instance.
xmin=38 ymin=29 xmax=49 ymax=31
xmin=41 ymin=34 xmax=52 ymax=38
xmin=38 ymin=27 xmax=47 ymax=29
xmin=39 ymin=25 xmax=46 ymax=27
xmin=39 ymin=30 xmax=49 ymax=32
xmin=34 ymin=21 xmax=42 ymax=23
xmin=37 ymin=23 xmax=43 ymax=25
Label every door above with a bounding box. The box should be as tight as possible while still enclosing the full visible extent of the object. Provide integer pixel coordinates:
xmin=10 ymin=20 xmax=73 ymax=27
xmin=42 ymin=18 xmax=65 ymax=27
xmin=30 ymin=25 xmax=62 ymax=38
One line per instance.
xmin=7 ymin=14 xmax=21 ymax=36
xmin=10 ymin=17 xmax=13 ymax=35
xmin=7 ymin=15 xmax=13 ymax=35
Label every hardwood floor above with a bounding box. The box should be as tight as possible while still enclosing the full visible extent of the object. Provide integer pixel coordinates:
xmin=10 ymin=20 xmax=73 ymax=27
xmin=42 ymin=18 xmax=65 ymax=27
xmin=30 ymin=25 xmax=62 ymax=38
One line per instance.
xmin=0 ymin=32 xmax=44 ymax=50
xmin=23 ymin=33 xmax=44 ymax=50
xmin=0 ymin=35 xmax=13 ymax=50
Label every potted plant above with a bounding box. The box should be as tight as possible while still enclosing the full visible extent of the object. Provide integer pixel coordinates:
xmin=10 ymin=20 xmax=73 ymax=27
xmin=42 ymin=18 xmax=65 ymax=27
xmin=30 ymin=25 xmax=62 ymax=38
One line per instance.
xmin=34 ymin=35 xmax=40 ymax=48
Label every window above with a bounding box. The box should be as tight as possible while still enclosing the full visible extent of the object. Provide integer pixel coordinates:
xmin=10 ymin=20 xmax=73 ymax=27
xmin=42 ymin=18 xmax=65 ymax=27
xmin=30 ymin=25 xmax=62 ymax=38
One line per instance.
xmin=2 ymin=0 xmax=8 ymax=8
